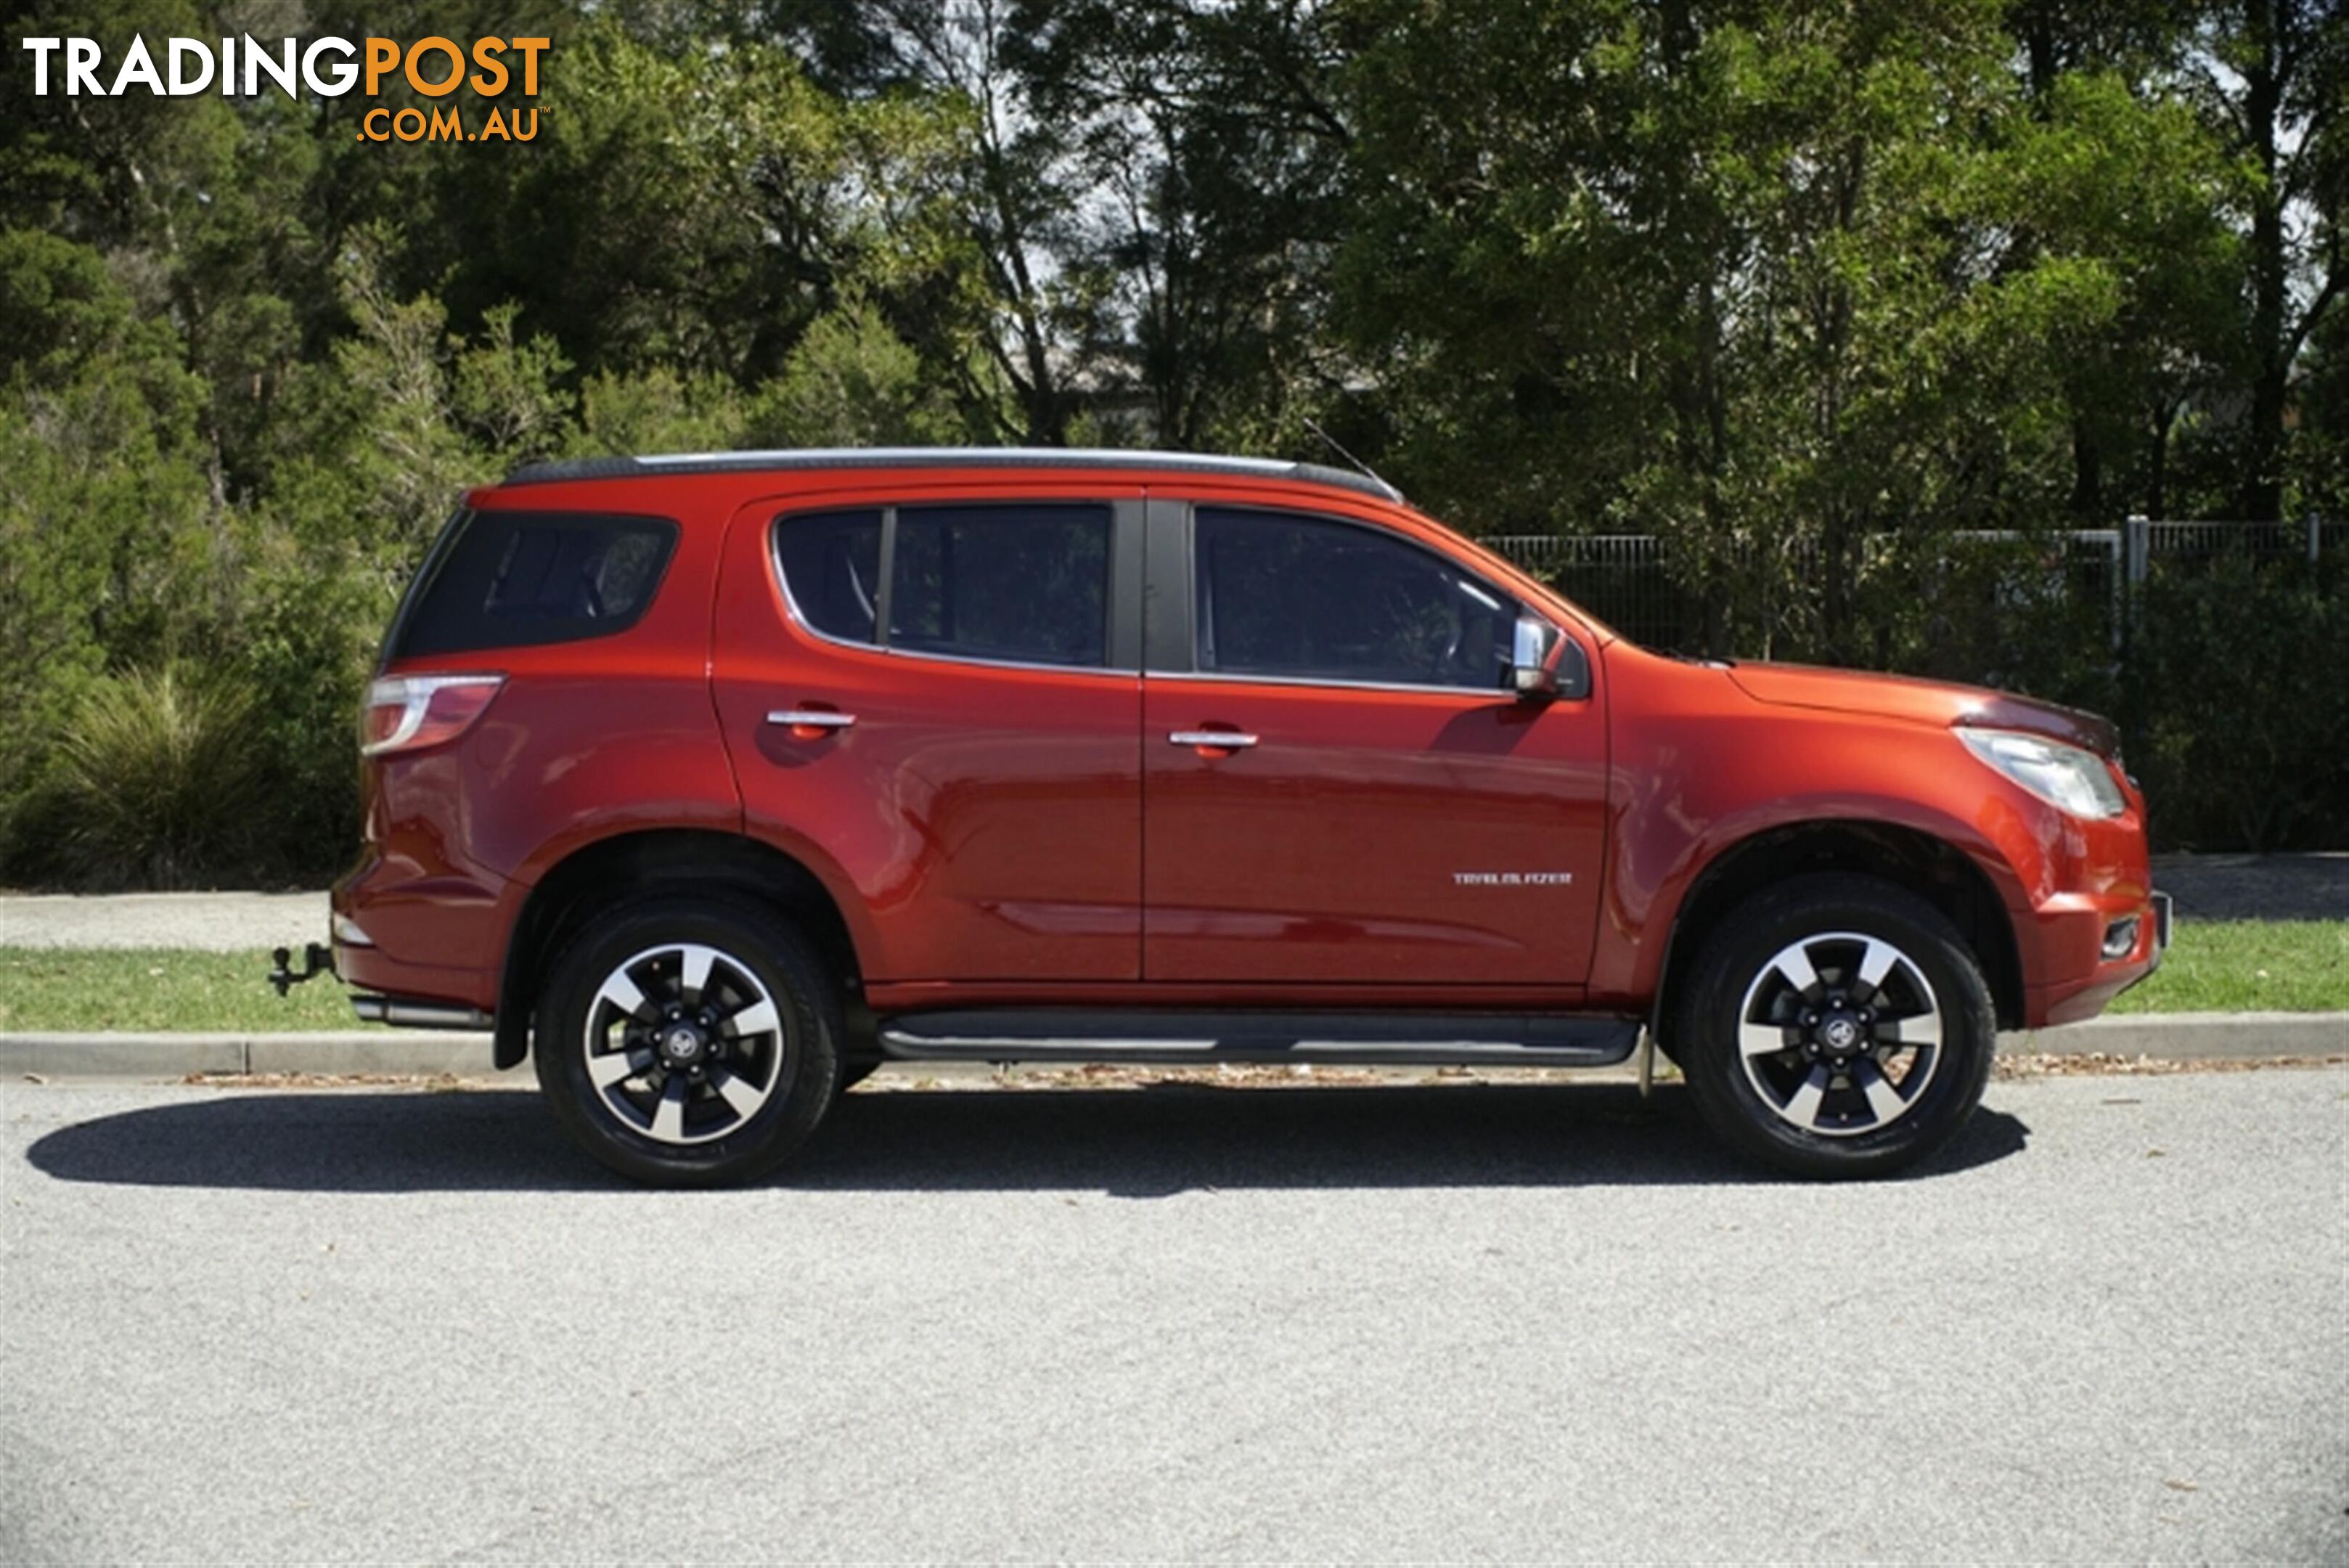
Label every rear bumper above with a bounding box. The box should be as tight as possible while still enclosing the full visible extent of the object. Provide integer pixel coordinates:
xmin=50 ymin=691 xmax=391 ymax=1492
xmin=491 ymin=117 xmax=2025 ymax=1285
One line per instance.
xmin=330 ymin=854 xmax=510 ymax=1016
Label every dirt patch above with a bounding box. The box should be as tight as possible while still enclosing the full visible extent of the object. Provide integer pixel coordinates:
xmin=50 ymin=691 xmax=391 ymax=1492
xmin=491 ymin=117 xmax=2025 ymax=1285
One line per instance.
xmin=179 ymin=1070 xmax=482 ymax=1091
xmin=1993 ymin=1051 xmax=2345 ymax=1079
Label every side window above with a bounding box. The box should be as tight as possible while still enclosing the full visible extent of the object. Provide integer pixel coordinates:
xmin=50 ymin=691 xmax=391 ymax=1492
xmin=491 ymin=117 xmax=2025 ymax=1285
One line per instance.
xmin=776 ymin=510 xmax=883 ymax=645
xmin=891 ymin=504 xmax=1111 ymax=667
xmin=1194 ymin=507 xmax=1517 ymax=689
xmin=393 ymin=511 xmax=677 ymax=658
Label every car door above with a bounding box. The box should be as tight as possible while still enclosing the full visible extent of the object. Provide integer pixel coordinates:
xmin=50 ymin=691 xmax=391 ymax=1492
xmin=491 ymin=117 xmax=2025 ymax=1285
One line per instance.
xmin=1140 ymin=500 xmax=1606 ymax=987
xmin=711 ymin=487 xmax=1145 ymax=983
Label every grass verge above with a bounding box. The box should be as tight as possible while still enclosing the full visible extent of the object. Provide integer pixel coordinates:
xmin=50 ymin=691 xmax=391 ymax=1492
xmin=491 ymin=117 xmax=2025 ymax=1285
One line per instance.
xmin=2105 ymin=920 xmax=2348 ymax=1014
xmin=0 ymin=921 xmax=2341 ymax=1033
xmin=0 ymin=948 xmax=361 ymax=1032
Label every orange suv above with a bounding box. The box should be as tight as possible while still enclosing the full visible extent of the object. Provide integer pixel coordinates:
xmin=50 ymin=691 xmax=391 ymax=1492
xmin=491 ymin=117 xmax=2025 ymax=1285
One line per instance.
xmin=293 ymin=448 xmax=2168 ymax=1184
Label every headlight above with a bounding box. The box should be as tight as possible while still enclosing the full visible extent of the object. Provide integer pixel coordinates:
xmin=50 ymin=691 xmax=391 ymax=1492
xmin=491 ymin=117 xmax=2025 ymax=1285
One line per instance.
xmin=1958 ymin=727 xmax=2128 ymax=820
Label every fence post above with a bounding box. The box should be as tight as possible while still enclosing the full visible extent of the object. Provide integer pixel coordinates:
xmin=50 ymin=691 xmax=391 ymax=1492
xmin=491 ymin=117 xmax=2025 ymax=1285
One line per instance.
xmin=2115 ymin=514 xmax=2153 ymax=759
xmin=2311 ymin=511 xmax=2323 ymax=566
xmin=2122 ymin=514 xmax=2149 ymax=653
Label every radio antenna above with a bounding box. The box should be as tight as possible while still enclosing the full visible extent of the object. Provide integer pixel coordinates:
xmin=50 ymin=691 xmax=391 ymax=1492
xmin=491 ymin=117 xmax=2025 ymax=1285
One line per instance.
xmin=1299 ymin=415 xmax=1397 ymax=499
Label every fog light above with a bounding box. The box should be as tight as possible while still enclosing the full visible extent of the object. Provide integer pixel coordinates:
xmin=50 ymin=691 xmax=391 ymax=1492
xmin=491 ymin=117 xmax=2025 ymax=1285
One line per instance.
xmin=332 ymin=912 xmax=375 ymax=947
xmin=2101 ymin=917 xmax=2139 ymax=960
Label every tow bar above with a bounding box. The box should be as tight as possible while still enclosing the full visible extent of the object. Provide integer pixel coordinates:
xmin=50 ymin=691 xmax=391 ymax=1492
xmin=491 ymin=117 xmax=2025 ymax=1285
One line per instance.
xmin=268 ymin=942 xmax=337 ymax=996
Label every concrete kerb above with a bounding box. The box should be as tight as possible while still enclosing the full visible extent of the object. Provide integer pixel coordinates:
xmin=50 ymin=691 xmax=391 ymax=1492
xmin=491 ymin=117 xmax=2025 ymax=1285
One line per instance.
xmin=2010 ymin=1010 xmax=2348 ymax=1061
xmin=2 ymin=1013 xmax=2342 ymax=1082
xmin=1 ymin=1031 xmax=502 ymax=1080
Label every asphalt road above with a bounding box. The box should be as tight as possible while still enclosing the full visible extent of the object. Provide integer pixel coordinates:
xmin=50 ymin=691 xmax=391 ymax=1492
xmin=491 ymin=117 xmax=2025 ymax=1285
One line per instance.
xmin=3 ymin=1068 xmax=2344 ymax=1563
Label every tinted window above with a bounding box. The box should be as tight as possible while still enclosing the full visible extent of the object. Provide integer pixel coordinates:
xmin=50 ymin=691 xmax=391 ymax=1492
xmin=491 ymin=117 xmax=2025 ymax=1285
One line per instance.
xmin=1195 ymin=508 xmax=1516 ymax=688
xmin=393 ymin=512 xmax=676 ymax=658
xmin=775 ymin=510 xmax=883 ymax=644
xmin=890 ymin=504 xmax=1110 ymax=667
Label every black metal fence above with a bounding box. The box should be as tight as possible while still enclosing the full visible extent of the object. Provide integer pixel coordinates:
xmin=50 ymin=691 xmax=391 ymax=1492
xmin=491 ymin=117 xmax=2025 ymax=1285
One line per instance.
xmin=1482 ymin=517 xmax=2342 ymax=660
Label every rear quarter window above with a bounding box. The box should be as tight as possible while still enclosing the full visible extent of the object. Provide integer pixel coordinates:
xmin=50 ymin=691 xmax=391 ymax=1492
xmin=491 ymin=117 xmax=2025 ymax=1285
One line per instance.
xmin=390 ymin=511 xmax=679 ymax=659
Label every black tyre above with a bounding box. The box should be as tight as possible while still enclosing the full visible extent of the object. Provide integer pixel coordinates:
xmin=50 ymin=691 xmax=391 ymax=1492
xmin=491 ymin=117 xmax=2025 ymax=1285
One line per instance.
xmin=534 ymin=896 xmax=842 ymax=1186
xmin=1674 ymin=874 xmax=1995 ymax=1178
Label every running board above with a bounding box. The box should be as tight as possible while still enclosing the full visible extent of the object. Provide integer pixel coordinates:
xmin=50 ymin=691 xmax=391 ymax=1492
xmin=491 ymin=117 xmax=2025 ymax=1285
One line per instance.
xmin=875 ymin=1010 xmax=1641 ymax=1068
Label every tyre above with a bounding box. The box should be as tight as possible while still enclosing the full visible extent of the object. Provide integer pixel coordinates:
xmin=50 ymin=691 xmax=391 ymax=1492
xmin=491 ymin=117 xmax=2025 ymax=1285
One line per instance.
xmin=1674 ymin=874 xmax=1995 ymax=1178
xmin=534 ymin=896 xmax=843 ymax=1186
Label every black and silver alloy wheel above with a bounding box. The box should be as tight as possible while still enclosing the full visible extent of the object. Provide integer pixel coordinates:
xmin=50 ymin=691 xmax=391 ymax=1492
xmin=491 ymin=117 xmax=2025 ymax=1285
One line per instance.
xmin=1736 ymin=931 xmax=1944 ymax=1138
xmin=1677 ymin=874 xmax=1995 ymax=1179
xmin=582 ymin=942 xmax=787 ymax=1146
xmin=536 ymin=896 xmax=843 ymax=1186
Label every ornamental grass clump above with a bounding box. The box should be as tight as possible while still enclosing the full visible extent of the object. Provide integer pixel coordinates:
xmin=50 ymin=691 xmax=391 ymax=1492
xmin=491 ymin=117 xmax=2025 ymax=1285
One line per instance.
xmin=54 ymin=665 xmax=265 ymax=888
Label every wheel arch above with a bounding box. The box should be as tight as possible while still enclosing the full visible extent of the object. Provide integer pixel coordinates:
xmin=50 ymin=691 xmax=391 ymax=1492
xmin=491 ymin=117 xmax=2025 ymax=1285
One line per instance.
xmin=1651 ymin=819 xmax=2027 ymax=1048
xmin=494 ymin=828 xmax=862 ymax=1069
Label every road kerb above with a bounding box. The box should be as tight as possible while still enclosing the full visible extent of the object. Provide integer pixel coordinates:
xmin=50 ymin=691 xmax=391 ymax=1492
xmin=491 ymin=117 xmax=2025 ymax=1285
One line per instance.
xmin=1 ymin=1031 xmax=500 ymax=1080
xmin=4 ymin=1012 xmax=2345 ymax=1082
xmin=2008 ymin=1010 xmax=2348 ymax=1061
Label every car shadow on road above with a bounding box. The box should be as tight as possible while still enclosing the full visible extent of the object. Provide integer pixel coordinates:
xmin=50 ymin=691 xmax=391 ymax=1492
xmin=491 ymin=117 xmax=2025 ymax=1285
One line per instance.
xmin=20 ymin=1079 xmax=2030 ymax=1195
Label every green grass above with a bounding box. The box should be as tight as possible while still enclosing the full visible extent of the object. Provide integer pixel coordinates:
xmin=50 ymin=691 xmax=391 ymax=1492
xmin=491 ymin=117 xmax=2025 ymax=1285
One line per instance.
xmin=0 ymin=948 xmax=359 ymax=1033
xmin=0 ymin=922 xmax=2341 ymax=1034
xmin=2106 ymin=920 xmax=2349 ymax=1015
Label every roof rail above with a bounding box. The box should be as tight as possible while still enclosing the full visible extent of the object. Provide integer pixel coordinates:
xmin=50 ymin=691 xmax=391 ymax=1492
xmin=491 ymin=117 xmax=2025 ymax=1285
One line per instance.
xmin=500 ymin=446 xmax=1402 ymax=503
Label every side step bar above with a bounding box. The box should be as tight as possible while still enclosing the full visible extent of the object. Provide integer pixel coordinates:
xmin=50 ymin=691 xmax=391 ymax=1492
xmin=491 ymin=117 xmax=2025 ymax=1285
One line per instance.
xmin=351 ymin=995 xmax=494 ymax=1031
xmin=875 ymin=1010 xmax=1641 ymax=1068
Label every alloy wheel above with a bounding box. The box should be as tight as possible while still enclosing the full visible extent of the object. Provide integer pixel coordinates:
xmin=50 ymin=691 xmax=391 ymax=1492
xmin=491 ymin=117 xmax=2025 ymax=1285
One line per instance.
xmin=579 ymin=942 xmax=789 ymax=1146
xmin=1736 ymin=930 xmax=1945 ymax=1138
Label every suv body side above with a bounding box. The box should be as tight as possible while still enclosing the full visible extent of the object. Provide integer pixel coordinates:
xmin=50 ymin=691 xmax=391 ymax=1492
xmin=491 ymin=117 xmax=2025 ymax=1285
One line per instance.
xmin=332 ymin=458 xmax=2158 ymax=1061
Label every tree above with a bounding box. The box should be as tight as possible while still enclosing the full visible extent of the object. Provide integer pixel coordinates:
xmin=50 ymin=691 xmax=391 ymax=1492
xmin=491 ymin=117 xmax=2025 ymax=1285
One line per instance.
xmin=2184 ymin=0 xmax=2346 ymax=520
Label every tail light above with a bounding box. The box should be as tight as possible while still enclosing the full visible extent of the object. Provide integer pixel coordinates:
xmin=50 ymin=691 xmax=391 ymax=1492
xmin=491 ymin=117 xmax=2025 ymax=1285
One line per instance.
xmin=361 ymin=674 xmax=504 ymax=757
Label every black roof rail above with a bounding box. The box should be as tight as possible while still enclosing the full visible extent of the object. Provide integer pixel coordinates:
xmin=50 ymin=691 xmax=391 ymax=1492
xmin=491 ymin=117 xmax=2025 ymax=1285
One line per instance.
xmin=499 ymin=446 xmax=1403 ymax=503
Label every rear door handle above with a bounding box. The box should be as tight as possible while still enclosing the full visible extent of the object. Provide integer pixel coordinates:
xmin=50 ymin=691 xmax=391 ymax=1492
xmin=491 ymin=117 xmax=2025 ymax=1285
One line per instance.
xmin=767 ymin=710 xmax=856 ymax=730
xmin=1169 ymin=730 xmax=1257 ymax=748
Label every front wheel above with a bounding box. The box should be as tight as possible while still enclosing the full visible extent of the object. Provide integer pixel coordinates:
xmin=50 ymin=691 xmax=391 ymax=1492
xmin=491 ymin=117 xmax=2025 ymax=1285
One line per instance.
xmin=535 ymin=897 xmax=843 ymax=1186
xmin=1675 ymin=875 xmax=1995 ymax=1178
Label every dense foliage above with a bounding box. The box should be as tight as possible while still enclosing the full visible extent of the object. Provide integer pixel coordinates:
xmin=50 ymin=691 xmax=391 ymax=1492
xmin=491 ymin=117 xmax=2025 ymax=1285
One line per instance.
xmin=2 ymin=0 xmax=2342 ymax=881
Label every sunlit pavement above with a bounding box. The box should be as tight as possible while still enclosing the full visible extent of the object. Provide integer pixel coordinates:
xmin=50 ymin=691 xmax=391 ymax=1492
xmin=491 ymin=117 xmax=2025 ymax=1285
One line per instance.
xmin=3 ymin=1068 xmax=2343 ymax=1562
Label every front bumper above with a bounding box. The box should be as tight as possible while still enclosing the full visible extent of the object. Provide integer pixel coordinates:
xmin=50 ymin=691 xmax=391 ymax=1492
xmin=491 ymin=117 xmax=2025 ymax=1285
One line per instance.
xmin=2027 ymin=886 xmax=2172 ymax=1027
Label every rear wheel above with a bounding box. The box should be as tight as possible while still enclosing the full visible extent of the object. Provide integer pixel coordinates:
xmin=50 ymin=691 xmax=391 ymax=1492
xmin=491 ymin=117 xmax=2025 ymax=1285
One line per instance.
xmin=535 ymin=897 xmax=842 ymax=1186
xmin=1675 ymin=875 xmax=1995 ymax=1178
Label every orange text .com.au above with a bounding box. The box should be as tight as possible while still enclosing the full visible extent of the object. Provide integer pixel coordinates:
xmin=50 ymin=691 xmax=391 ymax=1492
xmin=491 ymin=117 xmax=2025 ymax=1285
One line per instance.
xmin=357 ymin=105 xmax=539 ymax=143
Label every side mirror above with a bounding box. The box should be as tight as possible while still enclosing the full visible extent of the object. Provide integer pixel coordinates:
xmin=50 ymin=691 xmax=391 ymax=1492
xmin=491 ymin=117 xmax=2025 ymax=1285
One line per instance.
xmin=1510 ymin=614 xmax=1589 ymax=701
xmin=1511 ymin=615 xmax=1560 ymax=698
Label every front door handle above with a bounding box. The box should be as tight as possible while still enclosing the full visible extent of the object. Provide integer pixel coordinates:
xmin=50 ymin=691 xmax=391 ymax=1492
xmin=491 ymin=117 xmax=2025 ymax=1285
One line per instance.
xmin=767 ymin=709 xmax=856 ymax=731
xmin=1169 ymin=730 xmax=1258 ymax=749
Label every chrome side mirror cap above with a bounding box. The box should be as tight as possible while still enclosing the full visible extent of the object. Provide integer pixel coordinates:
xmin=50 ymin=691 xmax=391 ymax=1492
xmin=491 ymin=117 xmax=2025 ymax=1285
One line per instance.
xmin=1511 ymin=614 xmax=1589 ymax=701
xmin=1511 ymin=615 xmax=1560 ymax=698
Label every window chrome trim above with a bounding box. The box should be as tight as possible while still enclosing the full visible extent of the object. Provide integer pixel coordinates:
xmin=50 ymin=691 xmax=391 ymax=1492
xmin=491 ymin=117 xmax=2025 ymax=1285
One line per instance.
xmin=1144 ymin=668 xmax=1543 ymax=700
xmin=767 ymin=499 xmax=1139 ymax=677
